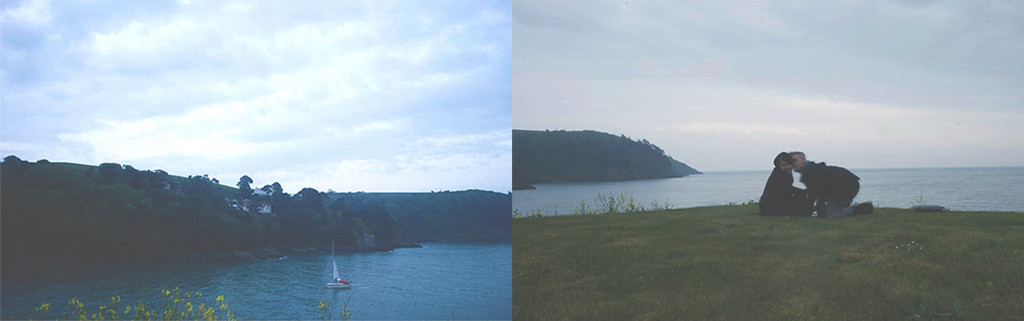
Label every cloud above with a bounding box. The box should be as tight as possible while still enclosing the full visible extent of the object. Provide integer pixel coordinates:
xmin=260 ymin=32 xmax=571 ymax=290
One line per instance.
xmin=91 ymin=16 xmax=200 ymax=55
xmin=0 ymin=141 xmax=39 ymax=153
xmin=352 ymin=119 xmax=407 ymax=133
xmin=416 ymin=131 xmax=510 ymax=148
xmin=1 ymin=0 xmax=52 ymax=26
xmin=2 ymin=0 xmax=510 ymax=192
xmin=512 ymin=0 xmax=1024 ymax=170
xmin=668 ymin=123 xmax=804 ymax=136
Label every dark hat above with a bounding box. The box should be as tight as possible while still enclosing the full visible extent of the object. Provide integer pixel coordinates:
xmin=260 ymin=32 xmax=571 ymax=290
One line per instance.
xmin=774 ymin=152 xmax=793 ymax=168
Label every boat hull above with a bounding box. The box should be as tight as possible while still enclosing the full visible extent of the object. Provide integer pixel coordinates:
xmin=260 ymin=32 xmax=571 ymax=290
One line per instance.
xmin=325 ymin=283 xmax=351 ymax=289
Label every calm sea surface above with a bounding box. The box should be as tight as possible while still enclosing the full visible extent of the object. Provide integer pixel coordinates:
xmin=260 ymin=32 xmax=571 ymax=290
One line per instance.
xmin=1 ymin=243 xmax=511 ymax=320
xmin=514 ymin=167 xmax=1024 ymax=215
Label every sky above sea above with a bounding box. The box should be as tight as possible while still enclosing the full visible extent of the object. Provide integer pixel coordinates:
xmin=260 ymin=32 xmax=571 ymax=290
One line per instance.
xmin=3 ymin=0 xmax=1022 ymax=190
xmin=512 ymin=0 xmax=1024 ymax=171
xmin=1 ymin=0 xmax=511 ymax=193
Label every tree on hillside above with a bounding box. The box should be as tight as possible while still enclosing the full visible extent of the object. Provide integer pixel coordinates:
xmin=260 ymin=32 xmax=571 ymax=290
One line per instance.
xmin=237 ymin=175 xmax=253 ymax=197
xmin=2 ymin=155 xmax=29 ymax=173
xmin=98 ymin=163 xmax=122 ymax=181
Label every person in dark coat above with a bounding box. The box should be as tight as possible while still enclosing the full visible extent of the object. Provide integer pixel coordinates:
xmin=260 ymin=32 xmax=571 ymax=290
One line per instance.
xmin=790 ymin=151 xmax=872 ymax=217
xmin=759 ymin=152 xmax=813 ymax=217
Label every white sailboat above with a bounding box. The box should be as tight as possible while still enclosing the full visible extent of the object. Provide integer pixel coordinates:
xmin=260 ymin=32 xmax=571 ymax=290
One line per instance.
xmin=324 ymin=241 xmax=351 ymax=289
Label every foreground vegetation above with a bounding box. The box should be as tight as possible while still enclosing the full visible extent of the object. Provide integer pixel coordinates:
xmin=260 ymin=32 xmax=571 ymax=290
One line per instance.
xmin=30 ymin=288 xmax=352 ymax=320
xmin=32 ymin=288 xmax=236 ymax=321
xmin=513 ymin=205 xmax=1024 ymax=320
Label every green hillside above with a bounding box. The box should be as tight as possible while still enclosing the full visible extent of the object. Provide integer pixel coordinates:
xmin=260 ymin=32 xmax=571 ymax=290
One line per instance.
xmin=513 ymin=205 xmax=1024 ymax=320
xmin=1 ymin=156 xmax=510 ymax=273
xmin=512 ymin=129 xmax=699 ymax=190
xmin=326 ymin=190 xmax=511 ymax=242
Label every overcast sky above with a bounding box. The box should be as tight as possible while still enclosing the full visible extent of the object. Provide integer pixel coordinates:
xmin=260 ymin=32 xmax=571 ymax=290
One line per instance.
xmin=2 ymin=0 xmax=510 ymax=193
xmin=512 ymin=0 xmax=1023 ymax=171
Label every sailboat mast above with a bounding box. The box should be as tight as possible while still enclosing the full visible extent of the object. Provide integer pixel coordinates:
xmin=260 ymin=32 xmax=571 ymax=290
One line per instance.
xmin=332 ymin=240 xmax=340 ymax=280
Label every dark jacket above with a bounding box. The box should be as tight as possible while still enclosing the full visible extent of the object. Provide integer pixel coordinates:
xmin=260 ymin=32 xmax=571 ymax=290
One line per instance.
xmin=798 ymin=161 xmax=860 ymax=214
xmin=759 ymin=168 xmax=811 ymax=216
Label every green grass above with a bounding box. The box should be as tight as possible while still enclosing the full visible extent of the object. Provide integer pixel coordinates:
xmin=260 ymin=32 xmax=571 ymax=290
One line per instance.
xmin=513 ymin=205 xmax=1024 ymax=320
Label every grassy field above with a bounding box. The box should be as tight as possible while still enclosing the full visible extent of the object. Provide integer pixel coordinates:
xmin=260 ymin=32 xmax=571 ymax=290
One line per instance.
xmin=513 ymin=206 xmax=1024 ymax=320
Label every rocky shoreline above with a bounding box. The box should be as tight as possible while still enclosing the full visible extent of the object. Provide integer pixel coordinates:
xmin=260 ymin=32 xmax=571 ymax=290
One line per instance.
xmin=174 ymin=241 xmax=423 ymax=262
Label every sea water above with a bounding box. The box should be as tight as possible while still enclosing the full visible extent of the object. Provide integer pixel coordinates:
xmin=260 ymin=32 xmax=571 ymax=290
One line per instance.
xmin=513 ymin=167 xmax=1024 ymax=215
xmin=1 ymin=243 xmax=512 ymax=320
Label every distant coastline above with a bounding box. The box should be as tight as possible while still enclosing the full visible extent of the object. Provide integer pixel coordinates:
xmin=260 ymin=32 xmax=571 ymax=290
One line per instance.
xmin=512 ymin=129 xmax=700 ymax=190
xmin=1 ymin=156 xmax=511 ymax=280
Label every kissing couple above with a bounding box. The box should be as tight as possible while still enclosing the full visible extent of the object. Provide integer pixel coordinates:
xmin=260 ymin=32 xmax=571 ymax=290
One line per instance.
xmin=759 ymin=151 xmax=873 ymax=218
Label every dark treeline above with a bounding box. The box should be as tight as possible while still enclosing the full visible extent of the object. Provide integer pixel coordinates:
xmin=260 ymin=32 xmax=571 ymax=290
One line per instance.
xmin=0 ymin=156 xmax=510 ymax=268
xmin=512 ymin=129 xmax=700 ymax=189
xmin=327 ymin=191 xmax=510 ymax=242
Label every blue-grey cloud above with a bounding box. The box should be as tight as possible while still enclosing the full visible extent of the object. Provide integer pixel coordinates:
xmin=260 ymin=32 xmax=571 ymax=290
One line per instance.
xmin=2 ymin=0 xmax=510 ymax=193
xmin=512 ymin=0 xmax=1024 ymax=170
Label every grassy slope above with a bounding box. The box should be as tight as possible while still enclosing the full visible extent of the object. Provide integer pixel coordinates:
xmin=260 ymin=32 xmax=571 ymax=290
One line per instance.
xmin=513 ymin=206 xmax=1024 ymax=320
xmin=46 ymin=161 xmax=250 ymax=229
xmin=46 ymin=161 xmax=240 ymax=194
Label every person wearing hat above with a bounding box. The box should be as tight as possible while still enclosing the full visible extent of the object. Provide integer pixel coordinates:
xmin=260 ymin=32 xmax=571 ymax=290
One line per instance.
xmin=759 ymin=152 xmax=813 ymax=217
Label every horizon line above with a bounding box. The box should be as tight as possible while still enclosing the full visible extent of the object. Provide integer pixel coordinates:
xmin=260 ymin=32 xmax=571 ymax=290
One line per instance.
xmin=1 ymin=155 xmax=511 ymax=195
xmin=701 ymin=165 xmax=1024 ymax=173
